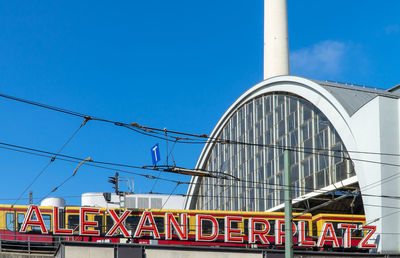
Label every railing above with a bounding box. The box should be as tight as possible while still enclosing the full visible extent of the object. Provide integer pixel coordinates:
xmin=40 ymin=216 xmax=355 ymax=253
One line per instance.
xmin=0 ymin=233 xmax=66 ymax=254
xmin=0 ymin=232 xmax=122 ymax=254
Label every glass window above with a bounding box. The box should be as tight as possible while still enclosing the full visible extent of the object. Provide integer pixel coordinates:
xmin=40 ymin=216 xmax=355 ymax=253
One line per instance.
xmin=332 ymin=145 xmax=343 ymax=164
xmin=155 ymin=217 xmax=165 ymax=233
xmin=126 ymin=215 xmax=140 ymax=231
xmin=266 ymin=161 xmax=273 ymax=178
xmin=302 ymin=105 xmax=312 ymax=122
xmin=304 ymin=138 xmax=312 ymax=154
xmin=197 ymin=93 xmax=354 ymax=211
xmin=17 ymin=213 xmax=25 ymax=231
xmin=264 ymin=96 xmax=272 ymax=113
xmin=68 ymin=215 xmax=79 ymax=230
xmin=256 ymin=98 xmax=263 ymax=121
xmin=43 ymin=214 xmax=51 ymax=231
xmin=301 ymin=123 xmax=309 ymax=142
xmin=94 ymin=215 xmax=103 ymax=233
xmin=336 ymin=162 xmax=347 ymax=181
xmin=105 ymin=215 xmax=113 ymax=232
xmin=316 ymin=170 xmax=326 ymax=188
xmin=317 ymin=152 xmax=328 ymax=171
xmin=305 ymin=175 xmax=314 ymax=193
xmin=288 ymin=112 xmax=297 ymax=132
xmin=291 ymin=164 xmax=299 ymax=182
xmin=30 ymin=213 xmax=44 ymax=231
xmin=289 ymin=97 xmax=297 ymax=113
xmin=278 ymin=154 xmax=284 ymax=171
xmin=201 ymin=219 xmax=214 ymax=235
xmin=246 ymin=102 xmax=253 ymax=128
xmin=6 ymin=213 xmax=14 ymax=231
xmin=278 ymin=120 xmax=285 ymax=137
xmin=265 ymin=114 xmax=273 ymax=129
xmin=267 ymin=193 xmax=274 ymax=209
xmin=276 ymin=95 xmax=284 ymax=105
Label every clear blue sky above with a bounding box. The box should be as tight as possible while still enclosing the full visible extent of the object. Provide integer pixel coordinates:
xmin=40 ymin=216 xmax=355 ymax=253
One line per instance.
xmin=1 ymin=0 xmax=399 ymax=205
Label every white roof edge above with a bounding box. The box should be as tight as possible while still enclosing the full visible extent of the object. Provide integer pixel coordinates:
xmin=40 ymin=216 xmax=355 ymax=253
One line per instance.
xmin=185 ymin=75 xmax=359 ymax=209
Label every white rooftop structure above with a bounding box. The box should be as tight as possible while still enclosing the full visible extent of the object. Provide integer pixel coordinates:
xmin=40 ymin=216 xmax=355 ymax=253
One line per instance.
xmin=82 ymin=192 xmax=185 ymax=210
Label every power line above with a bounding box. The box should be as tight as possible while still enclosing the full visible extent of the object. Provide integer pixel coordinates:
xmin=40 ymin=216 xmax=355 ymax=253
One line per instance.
xmin=0 ymin=141 xmax=346 ymax=200
xmin=0 ymin=140 xmax=340 ymax=194
xmin=0 ymin=141 xmax=354 ymax=206
xmin=0 ymin=137 xmax=400 ymax=212
xmin=0 ymin=92 xmax=109 ymax=122
xmin=2 ymin=159 xmax=400 ymax=214
xmin=11 ymin=117 xmax=90 ymax=206
xmin=4 ymin=91 xmax=400 ymax=158
xmin=0 ymin=140 xmax=398 ymax=200
xmin=6 ymin=92 xmax=400 ymax=222
xmin=0 ymin=143 xmax=191 ymax=190
xmin=160 ymin=182 xmax=181 ymax=210
xmin=0 ymin=141 xmax=189 ymax=177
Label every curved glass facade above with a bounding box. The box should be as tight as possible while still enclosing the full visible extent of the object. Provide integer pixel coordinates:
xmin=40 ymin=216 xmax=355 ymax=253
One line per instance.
xmin=195 ymin=93 xmax=355 ymax=211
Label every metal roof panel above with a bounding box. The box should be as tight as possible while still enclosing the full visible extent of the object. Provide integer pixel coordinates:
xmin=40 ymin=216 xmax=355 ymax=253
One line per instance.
xmin=313 ymin=80 xmax=399 ymax=116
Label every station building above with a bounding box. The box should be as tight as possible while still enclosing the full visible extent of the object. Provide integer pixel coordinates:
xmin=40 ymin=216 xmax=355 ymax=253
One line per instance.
xmin=185 ymin=75 xmax=400 ymax=253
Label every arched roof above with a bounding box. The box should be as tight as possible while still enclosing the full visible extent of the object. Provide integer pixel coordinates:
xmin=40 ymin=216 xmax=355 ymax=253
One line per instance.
xmin=184 ymin=75 xmax=398 ymax=209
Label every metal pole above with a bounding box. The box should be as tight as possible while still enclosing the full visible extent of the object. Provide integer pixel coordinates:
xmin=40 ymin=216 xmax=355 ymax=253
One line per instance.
xmin=284 ymin=149 xmax=293 ymax=258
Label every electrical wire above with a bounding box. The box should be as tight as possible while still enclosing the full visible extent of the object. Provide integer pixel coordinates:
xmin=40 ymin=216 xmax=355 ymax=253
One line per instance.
xmin=0 ymin=142 xmax=390 ymax=208
xmin=11 ymin=117 xmax=90 ymax=207
xmin=1 ymin=140 xmax=398 ymax=200
xmin=4 ymin=93 xmax=400 ymax=213
xmin=0 ymin=143 xmax=190 ymax=188
xmin=1 ymin=141 xmax=355 ymax=202
xmin=5 ymin=91 xmax=400 ymax=158
xmin=0 ymin=140 xmax=345 ymax=195
xmin=160 ymin=182 xmax=181 ymax=210
xmin=5 ymin=90 xmax=400 ymax=224
xmin=0 ymin=140 xmax=365 ymax=206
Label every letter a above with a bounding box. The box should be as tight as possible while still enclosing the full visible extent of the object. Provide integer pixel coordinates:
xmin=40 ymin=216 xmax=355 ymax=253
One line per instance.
xmin=20 ymin=205 xmax=48 ymax=234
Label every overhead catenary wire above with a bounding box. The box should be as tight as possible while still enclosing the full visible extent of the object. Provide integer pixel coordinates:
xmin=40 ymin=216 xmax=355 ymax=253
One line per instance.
xmin=149 ymin=131 xmax=178 ymax=194
xmin=4 ymin=91 xmax=400 ymax=157
xmin=0 ymin=140 xmax=354 ymax=194
xmin=1 ymin=153 xmax=399 ymax=217
xmin=37 ymin=157 xmax=92 ymax=205
xmin=2 ymin=91 xmax=400 ymax=204
xmin=2 ymin=140 xmax=400 ymax=200
xmin=1 ymin=139 xmax=364 ymax=201
xmin=0 ymin=141 xmax=234 ymax=180
xmin=0 ymin=92 xmax=109 ymax=122
xmin=11 ymin=117 xmax=90 ymax=207
xmin=4 ymin=140 xmax=399 ymax=209
xmin=0 ymin=143 xmax=359 ymax=210
xmin=0 ymin=144 xmax=190 ymax=186
xmin=3 ymin=89 xmax=400 ymax=199
xmin=5 ymin=91 xmax=400 ymax=216
xmin=159 ymin=182 xmax=181 ymax=210
xmin=0 ymin=143 xmax=315 ymax=195
xmin=5 ymin=91 xmax=400 ymax=237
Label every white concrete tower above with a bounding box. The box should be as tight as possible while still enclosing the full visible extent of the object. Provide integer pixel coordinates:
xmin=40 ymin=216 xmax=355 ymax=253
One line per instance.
xmin=264 ymin=0 xmax=289 ymax=79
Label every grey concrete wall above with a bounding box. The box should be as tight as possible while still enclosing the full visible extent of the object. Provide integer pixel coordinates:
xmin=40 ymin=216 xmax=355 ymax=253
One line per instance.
xmin=0 ymin=253 xmax=53 ymax=258
xmin=64 ymin=246 xmax=113 ymax=258
xmin=145 ymin=249 xmax=262 ymax=258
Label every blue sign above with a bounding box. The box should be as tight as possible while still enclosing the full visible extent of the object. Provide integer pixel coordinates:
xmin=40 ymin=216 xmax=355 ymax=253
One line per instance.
xmin=151 ymin=143 xmax=161 ymax=165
